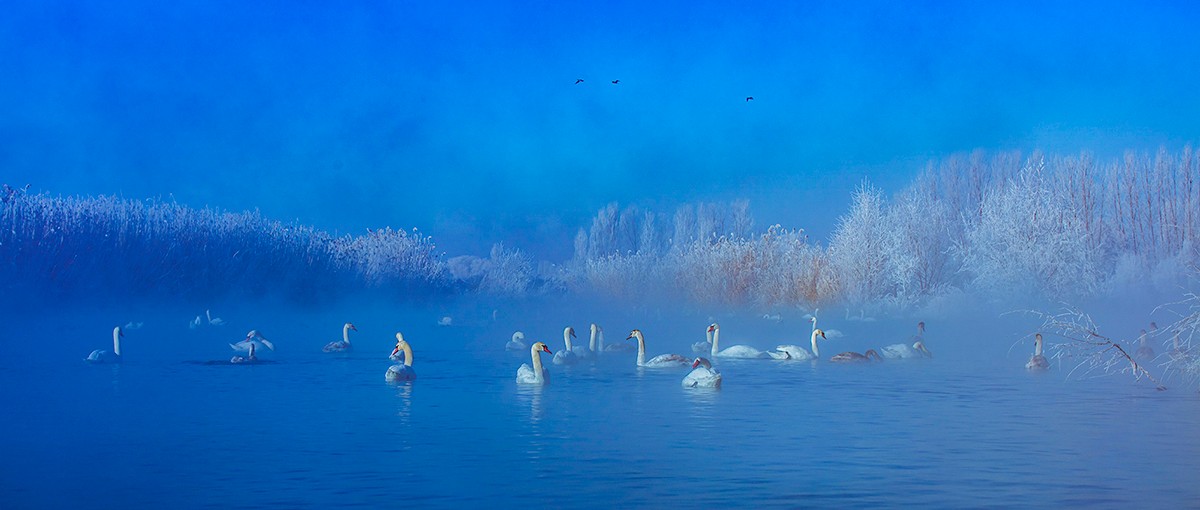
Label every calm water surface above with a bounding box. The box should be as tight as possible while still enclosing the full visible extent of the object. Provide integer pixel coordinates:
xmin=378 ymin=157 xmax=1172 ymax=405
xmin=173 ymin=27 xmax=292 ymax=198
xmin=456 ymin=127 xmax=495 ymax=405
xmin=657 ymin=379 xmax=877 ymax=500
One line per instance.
xmin=2 ymin=303 xmax=1197 ymax=509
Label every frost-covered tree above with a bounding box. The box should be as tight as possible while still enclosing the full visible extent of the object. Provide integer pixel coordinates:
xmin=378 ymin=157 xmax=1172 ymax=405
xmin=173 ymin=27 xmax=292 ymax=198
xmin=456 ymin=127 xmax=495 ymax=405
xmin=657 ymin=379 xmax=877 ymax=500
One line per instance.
xmin=829 ymin=182 xmax=889 ymax=305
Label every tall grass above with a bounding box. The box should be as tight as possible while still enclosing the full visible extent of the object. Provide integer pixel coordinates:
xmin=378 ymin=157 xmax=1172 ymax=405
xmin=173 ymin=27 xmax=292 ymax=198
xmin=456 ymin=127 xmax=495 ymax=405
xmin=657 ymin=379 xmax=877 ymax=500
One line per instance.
xmin=0 ymin=187 xmax=450 ymax=301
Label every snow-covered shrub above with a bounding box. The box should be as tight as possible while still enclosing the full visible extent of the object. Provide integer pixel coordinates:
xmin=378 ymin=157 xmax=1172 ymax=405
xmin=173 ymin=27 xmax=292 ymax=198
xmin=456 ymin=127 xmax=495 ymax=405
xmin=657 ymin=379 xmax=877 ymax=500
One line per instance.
xmin=828 ymin=182 xmax=890 ymax=305
xmin=960 ymin=160 xmax=1102 ymax=299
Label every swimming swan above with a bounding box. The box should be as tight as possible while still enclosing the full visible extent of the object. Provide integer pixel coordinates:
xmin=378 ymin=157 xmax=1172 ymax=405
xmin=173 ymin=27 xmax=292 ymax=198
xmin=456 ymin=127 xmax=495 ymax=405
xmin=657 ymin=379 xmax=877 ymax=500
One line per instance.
xmin=682 ymin=357 xmax=722 ymax=388
xmin=628 ymin=329 xmax=690 ymax=368
xmin=386 ymin=333 xmax=417 ymax=382
xmin=231 ymin=330 xmax=274 ymax=352
xmin=775 ymin=329 xmax=827 ymax=361
xmin=709 ymin=323 xmax=790 ymax=359
xmin=323 ymin=323 xmax=357 ymax=352
xmin=86 ymin=326 xmax=124 ymax=364
xmin=506 ymin=331 xmax=527 ymax=351
xmin=692 ymin=323 xmax=715 ymax=354
xmin=1026 ymin=333 xmax=1049 ymax=371
xmin=552 ymin=327 xmax=579 ymax=365
xmin=231 ymin=342 xmax=258 ymax=364
xmin=830 ymin=348 xmax=883 ymax=363
xmin=517 ymin=342 xmax=553 ymax=385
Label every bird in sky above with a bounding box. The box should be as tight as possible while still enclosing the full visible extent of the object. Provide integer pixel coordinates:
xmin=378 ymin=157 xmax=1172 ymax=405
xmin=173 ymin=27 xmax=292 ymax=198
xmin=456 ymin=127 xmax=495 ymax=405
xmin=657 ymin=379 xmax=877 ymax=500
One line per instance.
xmin=611 ymin=79 xmax=620 ymax=84
xmin=575 ymin=78 xmax=584 ymax=84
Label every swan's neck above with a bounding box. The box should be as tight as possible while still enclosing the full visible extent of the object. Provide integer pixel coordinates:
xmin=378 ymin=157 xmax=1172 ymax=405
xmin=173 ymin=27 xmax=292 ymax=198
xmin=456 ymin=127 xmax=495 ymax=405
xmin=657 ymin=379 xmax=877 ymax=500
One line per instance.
xmin=811 ymin=331 xmax=820 ymax=358
xmin=706 ymin=327 xmax=713 ymax=345
xmin=599 ymin=330 xmax=605 ymax=351
xmin=564 ymin=330 xmax=574 ymax=351
xmin=530 ymin=346 xmax=545 ymax=382
xmin=589 ymin=328 xmax=597 ymax=352
xmin=343 ymin=325 xmax=352 ymax=344
xmin=710 ymin=328 xmax=720 ymax=357
xmin=636 ymin=334 xmax=646 ymax=365
xmin=1034 ymin=337 xmax=1043 ymax=356
xmin=113 ymin=329 xmax=122 ymax=357
xmin=401 ymin=343 xmax=413 ymax=367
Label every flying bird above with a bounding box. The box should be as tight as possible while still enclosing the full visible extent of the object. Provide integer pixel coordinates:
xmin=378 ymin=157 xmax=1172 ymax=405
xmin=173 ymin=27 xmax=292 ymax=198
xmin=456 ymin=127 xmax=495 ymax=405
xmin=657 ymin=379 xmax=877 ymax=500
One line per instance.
xmin=611 ymin=79 xmax=620 ymax=84
xmin=746 ymin=96 xmax=754 ymax=102
xmin=575 ymin=78 xmax=584 ymax=84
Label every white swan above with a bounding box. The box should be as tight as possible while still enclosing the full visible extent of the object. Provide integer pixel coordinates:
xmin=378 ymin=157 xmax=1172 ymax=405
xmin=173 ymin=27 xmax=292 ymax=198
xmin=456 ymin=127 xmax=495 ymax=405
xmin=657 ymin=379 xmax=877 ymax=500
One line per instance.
xmin=206 ymin=309 xmax=225 ymax=326
xmin=682 ymin=357 xmax=722 ymax=388
xmin=517 ymin=342 xmax=553 ymax=385
xmin=86 ymin=326 xmax=123 ymax=363
xmin=505 ymin=331 xmax=527 ymax=351
xmin=628 ymin=329 xmax=690 ymax=368
xmin=323 ymin=322 xmax=357 ymax=352
xmin=386 ymin=333 xmax=417 ymax=382
xmin=775 ymin=329 xmax=827 ymax=361
xmin=709 ymin=323 xmax=790 ymax=359
xmin=807 ymin=310 xmax=844 ymax=338
xmin=552 ymin=327 xmax=579 ymax=365
xmin=438 ymin=316 xmax=452 ymax=327
xmin=189 ymin=316 xmax=202 ymax=329
xmin=574 ymin=324 xmax=599 ymax=359
xmin=880 ymin=324 xmax=932 ymax=359
xmin=230 ymin=330 xmax=274 ymax=352
xmin=692 ymin=323 xmax=715 ymax=354
xmin=231 ymin=342 xmax=258 ymax=364
xmin=880 ymin=341 xmax=932 ymax=359
xmin=1026 ymin=333 xmax=1049 ymax=371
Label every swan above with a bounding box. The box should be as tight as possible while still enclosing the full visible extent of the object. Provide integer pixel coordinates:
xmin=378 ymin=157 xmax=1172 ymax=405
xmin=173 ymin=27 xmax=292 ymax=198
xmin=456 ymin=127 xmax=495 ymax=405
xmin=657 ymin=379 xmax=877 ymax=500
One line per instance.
xmin=588 ymin=323 xmax=603 ymax=355
xmin=230 ymin=330 xmax=275 ymax=352
xmin=880 ymin=341 xmax=932 ymax=359
xmin=552 ymin=327 xmax=579 ymax=365
xmin=86 ymin=326 xmax=124 ymax=363
xmin=1026 ymin=333 xmax=1049 ymax=370
xmin=682 ymin=357 xmax=722 ymax=388
xmin=830 ymin=349 xmax=883 ymax=363
xmin=709 ymin=323 xmax=790 ymax=359
xmin=575 ymin=324 xmax=600 ymax=359
xmin=807 ymin=310 xmax=844 ymax=338
xmin=881 ymin=324 xmax=933 ymax=359
xmin=505 ymin=331 xmax=527 ymax=351
xmin=231 ymin=342 xmax=258 ymax=364
xmin=692 ymin=323 xmax=715 ymax=353
xmin=1135 ymin=329 xmax=1154 ymax=360
xmin=386 ymin=333 xmax=417 ymax=382
xmin=516 ymin=342 xmax=553 ymax=385
xmin=775 ymin=329 xmax=827 ymax=361
xmin=323 ymin=323 xmax=357 ymax=352
xmin=206 ymin=309 xmax=225 ymax=326
xmin=627 ymin=329 xmax=690 ymax=368
xmin=438 ymin=316 xmax=452 ymax=327
xmin=189 ymin=316 xmax=202 ymax=329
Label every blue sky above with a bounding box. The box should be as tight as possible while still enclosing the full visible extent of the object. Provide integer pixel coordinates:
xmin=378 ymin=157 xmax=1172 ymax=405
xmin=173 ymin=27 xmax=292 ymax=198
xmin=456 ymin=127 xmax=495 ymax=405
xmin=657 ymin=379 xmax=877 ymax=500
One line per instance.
xmin=2 ymin=1 xmax=1198 ymax=259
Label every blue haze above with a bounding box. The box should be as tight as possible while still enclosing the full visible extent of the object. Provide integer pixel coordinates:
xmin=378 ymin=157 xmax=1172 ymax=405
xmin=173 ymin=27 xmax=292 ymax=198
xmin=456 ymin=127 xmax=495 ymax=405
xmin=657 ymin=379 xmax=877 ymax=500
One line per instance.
xmin=3 ymin=1 xmax=1199 ymax=257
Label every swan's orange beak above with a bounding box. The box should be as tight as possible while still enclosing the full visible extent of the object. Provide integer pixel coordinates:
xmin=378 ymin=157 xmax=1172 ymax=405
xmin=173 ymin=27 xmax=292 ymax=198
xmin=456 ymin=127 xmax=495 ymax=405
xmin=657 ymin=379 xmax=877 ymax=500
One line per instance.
xmin=390 ymin=346 xmax=400 ymax=356
xmin=349 ymin=324 xmax=358 ymax=331
xmin=570 ymin=329 xmax=576 ymax=338
xmin=691 ymin=359 xmax=701 ymax=369
xmin=542 ymin=345 xmax=553 ymax=354
xmin=706 ymin=325 xmax=715 ymax=333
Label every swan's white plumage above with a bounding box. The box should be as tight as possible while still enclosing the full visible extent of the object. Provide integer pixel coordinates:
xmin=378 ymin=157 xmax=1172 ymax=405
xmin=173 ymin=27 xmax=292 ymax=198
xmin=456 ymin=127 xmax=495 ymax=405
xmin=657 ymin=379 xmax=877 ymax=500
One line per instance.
xmin=86 ymin=326 xmax=123 ymax=364
xmin=682 ymin=357 xmax=722 ymax=388
xmin=505 ymin=331 xmax=527 ymax=351
xmin=709 ymin=323 xmax=789 ymax=359
xmin=323 ymin=322 xmax=356 ymax=352
xmin=230 ymin=330 xmax=274 ymax=352
xmin=517 ymin=342 xmax=553 ymax=384
xmin=553 ymin=327 xmax=579 ymax=365
xmin=386 ymin=333 xmax=416 ymax=381
xmin=628 ymin=329 xmax=690 ymax=368
xmin=776 ymin=329 xmax=826 ymax=360
xmin=1026 ymin=333 xmax=1049 ymax=370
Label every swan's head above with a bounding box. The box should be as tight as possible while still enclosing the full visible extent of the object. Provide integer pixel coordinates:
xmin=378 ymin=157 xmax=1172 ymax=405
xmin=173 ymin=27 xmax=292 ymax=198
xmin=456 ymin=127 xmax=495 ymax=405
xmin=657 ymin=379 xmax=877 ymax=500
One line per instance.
xmin=512 ymin=331 xmax=525 ymax=341
xmin=113 ymin=326 xmax=124 ymax=337
xmin=394 ymin=332 xmax=406 ymax=345
xmin=692 ymin=357 xmax=713 ymax=369
xmin=917 ymin=321 xmax=926 ymax=334
xmin=913 ymin=341 xmax=932 ymax=357
xmin=565 ymin=326 xmax=576 ymax=338
xmin=626 ymin=329 xmax=644 ymax=341
xmin=246 ymin=330 xmax=260 ymax=340
xmin=532 ymin=341 xmax=552 ymax=354
xmin=345 ymin=323 xmax=358 ymax=332
xmin=864 ymin=349 xmax=882 ymax=361
xmin=1150 ymin=321 xmax=1158 ymax=331
xmin=1034 ymin=333 xmax=1043 ymax=346
xmin=813 ymin=329 xmax=827 ymax=340
xmin=706 ymin=323 xmax=718 ymax=333
xmin=590 ymin=323 xmax=599 ymax=335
